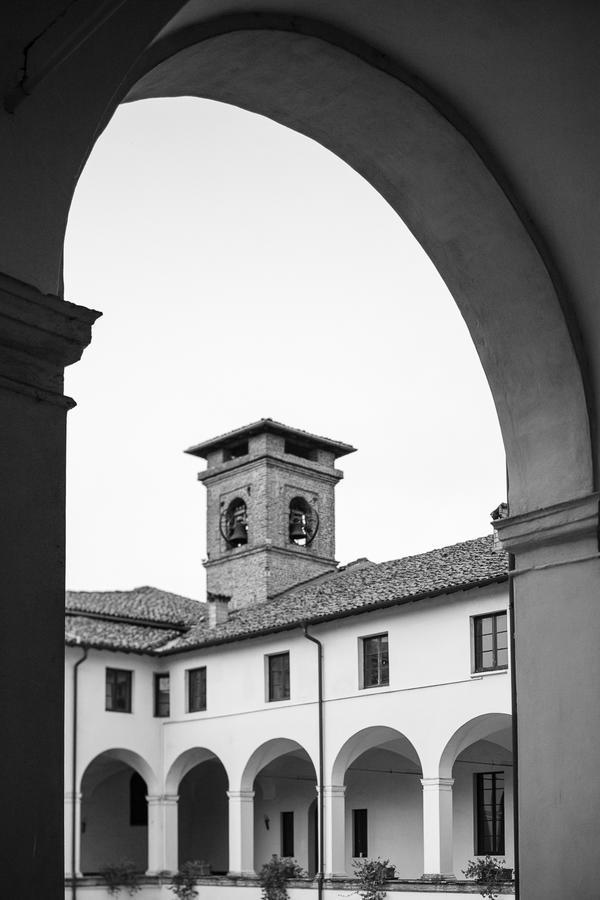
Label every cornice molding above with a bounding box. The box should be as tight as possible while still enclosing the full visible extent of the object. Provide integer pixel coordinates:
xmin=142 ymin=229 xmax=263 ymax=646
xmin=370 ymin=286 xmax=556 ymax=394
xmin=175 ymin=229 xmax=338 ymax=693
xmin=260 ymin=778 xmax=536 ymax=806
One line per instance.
xmin=494 ymin=493 xmax=599 ymax=554
xmin=0 ymin=272 xmax=101 ymax=407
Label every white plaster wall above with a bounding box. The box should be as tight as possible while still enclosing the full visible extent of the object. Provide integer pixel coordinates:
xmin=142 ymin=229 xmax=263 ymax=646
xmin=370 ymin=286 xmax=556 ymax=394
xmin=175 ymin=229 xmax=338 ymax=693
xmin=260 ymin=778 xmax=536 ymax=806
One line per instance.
xmin=66 ymin=580 xmax=513 ymax=878
xmin=66 ymin=647 xmax=169 ymax=792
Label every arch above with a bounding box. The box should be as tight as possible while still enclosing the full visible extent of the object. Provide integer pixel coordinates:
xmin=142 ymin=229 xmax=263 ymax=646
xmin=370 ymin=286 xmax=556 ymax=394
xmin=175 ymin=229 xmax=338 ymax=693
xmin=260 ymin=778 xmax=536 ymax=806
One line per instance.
xmin=220 ymin=497 xmax=248 ymax=548
xmin=438 ymin=713 xmax=512 ymax=779
xmin=79 ymin=748 xmax=156 ymax=874
xmin=240 ymin=737 xmax=316 ymax=792
xmin=80 ymin=747 xmax=158 ymax=796
xmin=331 ymin=726 xmax=422 ymax=786
xmin=165 ymin=746 xmax=230 ymax=794
xmin=120 ymin=24 xmax=593 ymax=514
xmin=289 ymin=496 xmax=319 ymax=546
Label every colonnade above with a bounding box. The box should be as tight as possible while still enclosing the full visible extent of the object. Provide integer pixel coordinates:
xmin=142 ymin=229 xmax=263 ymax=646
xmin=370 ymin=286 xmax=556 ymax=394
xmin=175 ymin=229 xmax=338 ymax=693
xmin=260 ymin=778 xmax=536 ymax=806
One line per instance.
xmin=67 ymin=718 xmax=511 ymax=881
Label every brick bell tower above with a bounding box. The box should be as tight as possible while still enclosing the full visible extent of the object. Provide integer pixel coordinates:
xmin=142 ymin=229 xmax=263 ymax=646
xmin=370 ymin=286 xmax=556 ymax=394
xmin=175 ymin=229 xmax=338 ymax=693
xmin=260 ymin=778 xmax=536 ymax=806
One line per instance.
xmin=185 ymin=419 xmax=356 ymax=609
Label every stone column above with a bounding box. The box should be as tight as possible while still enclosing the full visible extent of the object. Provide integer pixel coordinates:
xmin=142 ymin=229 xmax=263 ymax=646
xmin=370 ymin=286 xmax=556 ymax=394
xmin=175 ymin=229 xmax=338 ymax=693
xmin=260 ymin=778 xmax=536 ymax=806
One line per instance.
xmin=495 ymin=495 xmax=600 ymax=900
xmin=421 ymin=777 xmax=454 ymax=879
xmin=0 ymin=275 xmax=99 ymax=897
xmin=227 ymin=790 xmax=255 ymax=876
xmin=147 ymin=794 xmax=179 ymax=874
xmin=322 ymin=785 xmax=347 ymax=877
xmin=64 ymin=791 xmax=83 ymax=877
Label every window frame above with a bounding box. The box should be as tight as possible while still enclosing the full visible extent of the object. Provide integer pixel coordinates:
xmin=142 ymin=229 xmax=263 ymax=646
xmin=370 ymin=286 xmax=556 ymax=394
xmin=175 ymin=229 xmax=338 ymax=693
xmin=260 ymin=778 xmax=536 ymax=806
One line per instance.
xmin=153 ymin=672 xmax=170 ymax=718
xmin=105 ymin=667 xmax=133 ymax=713
xmin=187 ymin=666 xmax=207 ymax=713
xmin=471 ymin=611 xmax=509 ymax=674
xmin=266 ymin=651 xmax=291 ymax=702
xmin=359 ymin=632 xmax=390 ymax=689
xmin=475 ymin=771 xmax=505 ymax=855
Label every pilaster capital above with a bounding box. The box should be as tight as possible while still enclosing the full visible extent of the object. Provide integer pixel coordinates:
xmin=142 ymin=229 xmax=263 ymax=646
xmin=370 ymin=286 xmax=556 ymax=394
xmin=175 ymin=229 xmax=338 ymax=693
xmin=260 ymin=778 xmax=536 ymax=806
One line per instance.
xmin=227 ymin=790 xmax=255 ymax=802
xmin=420 ymin=778 xmax=454 ymax=791
xmin=320 ymin=784 xmax=346 ymax=798
xmin=0 ymin=271 xmax=100 ymax=407
xmin=494 ymin=493 xmax=599 ymax=557
xmin=146 ymin=793 xmax=179 ymax=807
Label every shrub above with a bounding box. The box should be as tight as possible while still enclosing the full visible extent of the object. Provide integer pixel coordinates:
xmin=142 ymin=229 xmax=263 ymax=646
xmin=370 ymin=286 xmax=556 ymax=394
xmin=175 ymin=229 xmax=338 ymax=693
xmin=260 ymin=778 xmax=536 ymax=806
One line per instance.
xmin=99 ymin=859 xmax=141 ymax=896
xmin=168 ymin=860 xmax=211 ymax=900
xmin=352 ymin=857 xmax=394 ymax=900
xmin=258 ymin=854 xmax=304 ymax=900
xmin=462 ymin=857 xmax=511 ymax=899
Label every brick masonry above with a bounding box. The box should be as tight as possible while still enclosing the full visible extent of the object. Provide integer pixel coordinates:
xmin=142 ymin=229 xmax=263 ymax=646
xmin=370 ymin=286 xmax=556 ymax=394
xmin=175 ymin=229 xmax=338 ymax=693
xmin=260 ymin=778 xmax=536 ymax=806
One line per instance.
xmin=197 ymin=427 xmax=348 ymax=608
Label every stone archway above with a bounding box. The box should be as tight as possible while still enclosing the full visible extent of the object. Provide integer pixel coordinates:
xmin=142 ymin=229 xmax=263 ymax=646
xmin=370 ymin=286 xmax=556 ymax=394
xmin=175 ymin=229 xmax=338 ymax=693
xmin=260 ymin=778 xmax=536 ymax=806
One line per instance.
xmin=2 ymin=10 xmax=599 ymax=898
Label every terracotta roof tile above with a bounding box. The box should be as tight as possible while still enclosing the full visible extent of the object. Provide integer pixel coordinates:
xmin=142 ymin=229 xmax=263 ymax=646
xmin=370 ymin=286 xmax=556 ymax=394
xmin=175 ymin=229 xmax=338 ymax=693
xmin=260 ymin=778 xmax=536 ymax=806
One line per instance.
xmin=65 ymin=585 xmax=205 ymax=628
xmin=65 ymin=616 xmax=181 ymax=653
xmin=64 ymin=535 xmax=507 ymax=655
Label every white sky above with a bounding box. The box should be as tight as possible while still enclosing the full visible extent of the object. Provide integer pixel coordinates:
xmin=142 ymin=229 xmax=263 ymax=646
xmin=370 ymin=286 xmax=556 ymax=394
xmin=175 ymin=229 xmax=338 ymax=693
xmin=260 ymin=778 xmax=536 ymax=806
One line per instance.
xmin=64 ymin=97 xmax=506 ymax=600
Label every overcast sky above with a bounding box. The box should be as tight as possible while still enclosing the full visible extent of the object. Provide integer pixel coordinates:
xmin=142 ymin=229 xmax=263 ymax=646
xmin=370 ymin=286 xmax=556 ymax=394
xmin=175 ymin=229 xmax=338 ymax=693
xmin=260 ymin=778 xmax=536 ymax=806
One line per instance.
xmin=64 ymin=97 xmax=506 ymax=600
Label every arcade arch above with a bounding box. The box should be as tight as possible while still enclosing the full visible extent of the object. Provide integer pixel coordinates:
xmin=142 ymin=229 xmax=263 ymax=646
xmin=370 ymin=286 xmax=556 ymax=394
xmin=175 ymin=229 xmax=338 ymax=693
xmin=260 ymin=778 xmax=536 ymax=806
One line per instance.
xmin=164 ymin=748 xmax=230 ymax=873
xmin=238 ymin=738 xmax=318 ymax=875
xmin=79 ymin=749 xmax=157 ymax=875
xmin=329 ymin=727 xmax=423 ymax=877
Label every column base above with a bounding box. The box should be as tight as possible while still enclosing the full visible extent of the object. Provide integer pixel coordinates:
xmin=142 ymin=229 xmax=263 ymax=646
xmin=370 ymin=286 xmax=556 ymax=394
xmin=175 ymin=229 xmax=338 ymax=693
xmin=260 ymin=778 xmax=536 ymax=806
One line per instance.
xmin=227 ymin=870 xmax=257 ymax=878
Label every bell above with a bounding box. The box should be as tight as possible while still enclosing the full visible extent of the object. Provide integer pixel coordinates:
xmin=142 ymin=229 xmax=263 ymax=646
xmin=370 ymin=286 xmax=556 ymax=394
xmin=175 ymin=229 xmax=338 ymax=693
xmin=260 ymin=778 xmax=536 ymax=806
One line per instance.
xmin=289 ymin=514 xmax=307 ymax=542
xmin=229 ymin=520 xmax=247 ymax=546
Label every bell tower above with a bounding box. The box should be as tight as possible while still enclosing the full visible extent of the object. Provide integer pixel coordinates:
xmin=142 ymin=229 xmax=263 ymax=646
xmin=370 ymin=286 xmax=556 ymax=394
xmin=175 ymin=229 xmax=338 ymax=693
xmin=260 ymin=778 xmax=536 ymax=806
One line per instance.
xmin=185 ymin=419 xmax=356 ymax=609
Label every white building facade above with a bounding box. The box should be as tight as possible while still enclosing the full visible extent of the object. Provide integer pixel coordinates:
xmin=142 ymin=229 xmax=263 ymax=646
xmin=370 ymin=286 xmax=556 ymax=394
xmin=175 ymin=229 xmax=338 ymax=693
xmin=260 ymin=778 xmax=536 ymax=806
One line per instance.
xmin=65 ymin=422 xmax=514 ymax=898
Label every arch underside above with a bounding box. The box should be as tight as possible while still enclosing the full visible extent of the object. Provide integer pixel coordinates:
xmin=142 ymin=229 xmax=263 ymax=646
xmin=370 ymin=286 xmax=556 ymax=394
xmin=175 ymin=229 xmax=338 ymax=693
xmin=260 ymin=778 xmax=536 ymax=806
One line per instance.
xmin=122 ymin=25 xmax=593 ymax=514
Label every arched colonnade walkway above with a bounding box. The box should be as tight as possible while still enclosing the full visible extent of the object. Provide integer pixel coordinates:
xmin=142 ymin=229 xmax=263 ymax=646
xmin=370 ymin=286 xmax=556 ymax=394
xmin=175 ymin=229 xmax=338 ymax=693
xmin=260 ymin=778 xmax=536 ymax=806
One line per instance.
xmin=73 ymin=715 xmax=513 ymax=880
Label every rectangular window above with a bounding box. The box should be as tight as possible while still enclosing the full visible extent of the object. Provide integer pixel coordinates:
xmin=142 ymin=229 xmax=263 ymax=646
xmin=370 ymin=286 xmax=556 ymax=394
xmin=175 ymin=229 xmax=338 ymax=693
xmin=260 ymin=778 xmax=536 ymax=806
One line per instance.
xmin=268 ymin=652 xmax=290 ymax=701
xmin=188 ymin=667 xmax=207 ymax=712
xmin=352 ymin=809 xmax=368 ymax=857
xmin=476 ymin=772 xmax=505 ymax=855
xmin=473 ymin=612 xmax=508 ymax=672
xmin=154 ymin=673 xmax=170 ymax=717
xmin=105 ymin=668 xmax=132 ymax=712
xmin=281 ymin=811 xmax=294 ymax=857
xmin=362 ymin=634 xmax=389 ymax=688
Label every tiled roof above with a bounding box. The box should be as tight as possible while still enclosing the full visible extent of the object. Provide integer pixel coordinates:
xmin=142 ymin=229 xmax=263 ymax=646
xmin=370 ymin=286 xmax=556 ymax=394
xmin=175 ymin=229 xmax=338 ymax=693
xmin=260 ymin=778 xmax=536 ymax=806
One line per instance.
xmin=66 ymin=585 xmax=206 ymax=628
xmin=65 ymin=616 xmax=182 ymax=653
xmin=185 ymin=418 xmax=356 ymax=459
xmin=64 ymin=536 xmax=508 ymax=656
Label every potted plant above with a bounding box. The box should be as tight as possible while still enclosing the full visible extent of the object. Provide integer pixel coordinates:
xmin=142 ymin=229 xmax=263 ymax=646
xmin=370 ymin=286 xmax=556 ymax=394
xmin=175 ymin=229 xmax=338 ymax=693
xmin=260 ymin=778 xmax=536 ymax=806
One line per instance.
xmin=258 ymin=854 xmax=304 ymax=900
xmin=169 ymin=860 xmax=211 ymax=900
xmin=99 ymin=859 xmax=141 ymax=896
xmin=462 ymin=856 xmax=513 ymax=899
xmin=352 ymin=857 xmax=395 ymax=900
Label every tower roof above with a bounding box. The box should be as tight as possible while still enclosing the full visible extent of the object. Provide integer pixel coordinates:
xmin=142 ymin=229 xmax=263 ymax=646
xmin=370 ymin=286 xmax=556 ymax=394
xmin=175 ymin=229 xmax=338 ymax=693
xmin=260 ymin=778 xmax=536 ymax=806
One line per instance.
xmin=185 ymin=418 xmax=356 ymax=460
